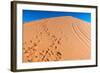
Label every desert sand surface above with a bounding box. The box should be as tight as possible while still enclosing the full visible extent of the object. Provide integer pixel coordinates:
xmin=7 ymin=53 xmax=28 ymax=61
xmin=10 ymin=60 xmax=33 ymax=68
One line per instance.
xmin=23 ymin=16 xmax=91 ymax=62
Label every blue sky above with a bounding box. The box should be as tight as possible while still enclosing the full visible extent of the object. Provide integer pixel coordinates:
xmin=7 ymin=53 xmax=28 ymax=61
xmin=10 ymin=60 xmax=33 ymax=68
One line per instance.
xmin=23 ymin=10 xmax=91 ymax=23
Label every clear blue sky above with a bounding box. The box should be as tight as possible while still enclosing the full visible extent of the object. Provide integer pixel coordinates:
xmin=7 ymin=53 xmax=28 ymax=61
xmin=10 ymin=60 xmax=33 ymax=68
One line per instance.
xmin=23 ymin=10 xmax=91 ymax=23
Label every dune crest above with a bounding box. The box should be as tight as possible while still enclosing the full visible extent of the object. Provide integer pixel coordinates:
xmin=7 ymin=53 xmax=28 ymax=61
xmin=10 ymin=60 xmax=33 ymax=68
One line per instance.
xmin=23 ymin=16 xmax=91 ymax=62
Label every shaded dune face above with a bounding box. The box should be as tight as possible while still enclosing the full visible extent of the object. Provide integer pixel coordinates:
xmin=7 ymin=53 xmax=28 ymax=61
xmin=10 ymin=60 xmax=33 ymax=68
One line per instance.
xmin=23 ymin=16 xmax=91 ymax=62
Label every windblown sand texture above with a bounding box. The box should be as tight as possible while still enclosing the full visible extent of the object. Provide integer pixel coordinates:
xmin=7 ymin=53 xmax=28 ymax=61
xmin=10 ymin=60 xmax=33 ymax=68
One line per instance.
xmin=23 ymin=16 xmax=91 ymax=62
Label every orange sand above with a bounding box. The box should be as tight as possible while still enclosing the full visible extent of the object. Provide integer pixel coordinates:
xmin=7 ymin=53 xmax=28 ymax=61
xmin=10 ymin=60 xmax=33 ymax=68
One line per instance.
xmin=23 ymin=16 xmax=91 ymax=62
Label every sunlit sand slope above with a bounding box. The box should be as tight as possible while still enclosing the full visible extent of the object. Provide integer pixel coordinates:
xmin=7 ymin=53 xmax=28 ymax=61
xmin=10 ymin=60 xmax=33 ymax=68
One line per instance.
xmin=23 ymin=16 xmax=91 ymax=62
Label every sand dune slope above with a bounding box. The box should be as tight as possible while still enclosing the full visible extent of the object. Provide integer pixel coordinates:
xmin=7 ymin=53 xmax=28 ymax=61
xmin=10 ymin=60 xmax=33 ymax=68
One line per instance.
xmin=23 ymin=16 xmax=91 ymax=62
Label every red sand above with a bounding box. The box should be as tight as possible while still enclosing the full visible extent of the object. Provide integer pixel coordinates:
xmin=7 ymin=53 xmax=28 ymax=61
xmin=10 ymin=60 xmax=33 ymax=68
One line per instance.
xmin=23 ymin=16 xmax=91 ymax=62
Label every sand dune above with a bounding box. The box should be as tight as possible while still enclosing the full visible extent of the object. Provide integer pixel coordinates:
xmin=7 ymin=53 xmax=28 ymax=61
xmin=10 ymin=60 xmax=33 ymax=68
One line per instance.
xmin=23 ymin=16 xmax=91 ymax=62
